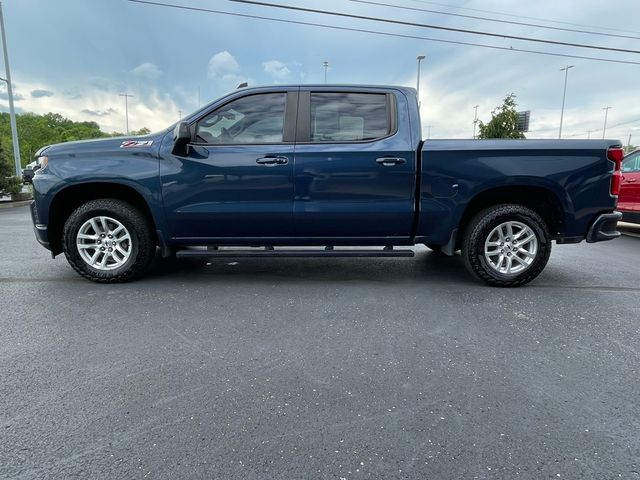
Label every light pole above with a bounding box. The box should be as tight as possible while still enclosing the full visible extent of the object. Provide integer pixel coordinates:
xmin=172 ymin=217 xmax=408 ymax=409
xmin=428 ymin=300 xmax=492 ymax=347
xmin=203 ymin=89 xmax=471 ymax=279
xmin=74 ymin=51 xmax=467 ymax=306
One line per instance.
xmin=323 ymin=61 xmax=329 ymax=83
xmin=0 ymin=2 xmax=21 ymax=176
xmin=472 ymin=104 xmax=479 ymax=139
xmin=119 ymin=93 xmax=134 ymax=134
xmin=426 ymin=124 xmax=432 ymax=139
xmin=416 ymin=55 xmax=425 ymax=109
xmin=602 ymin=106 xmax=612 ymax=139
xmin=558 ymin=65 xmax=574 ymax=139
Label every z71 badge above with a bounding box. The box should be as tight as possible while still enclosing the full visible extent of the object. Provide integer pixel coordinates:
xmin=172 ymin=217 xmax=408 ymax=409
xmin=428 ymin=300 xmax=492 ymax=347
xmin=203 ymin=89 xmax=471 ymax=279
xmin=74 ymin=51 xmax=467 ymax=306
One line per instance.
xmin=120 ymin=140 xmax=153 ymax=148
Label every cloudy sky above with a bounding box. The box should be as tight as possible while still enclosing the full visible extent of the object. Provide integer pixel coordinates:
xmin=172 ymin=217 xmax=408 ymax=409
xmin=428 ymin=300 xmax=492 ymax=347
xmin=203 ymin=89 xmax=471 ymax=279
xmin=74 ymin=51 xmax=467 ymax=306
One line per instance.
xmin=1 ymin=0 xmax=639 ymax=142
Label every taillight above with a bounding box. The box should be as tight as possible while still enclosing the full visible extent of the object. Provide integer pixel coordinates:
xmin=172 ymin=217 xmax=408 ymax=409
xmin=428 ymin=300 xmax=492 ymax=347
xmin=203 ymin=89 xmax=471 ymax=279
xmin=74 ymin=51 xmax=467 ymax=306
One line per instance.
xmin=608 ymin=146 xmax=624 ymax=196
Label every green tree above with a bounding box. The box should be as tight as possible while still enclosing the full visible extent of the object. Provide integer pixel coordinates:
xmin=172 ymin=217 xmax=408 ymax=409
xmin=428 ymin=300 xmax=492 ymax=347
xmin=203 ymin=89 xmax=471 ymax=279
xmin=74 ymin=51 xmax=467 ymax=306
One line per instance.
xmin=0 ymin=112 xmax=149 ymax=168
xmin=0 ymin=139 xmax=21 ymax=197
xmin=477 ymin=94 xmax=526 ymax=139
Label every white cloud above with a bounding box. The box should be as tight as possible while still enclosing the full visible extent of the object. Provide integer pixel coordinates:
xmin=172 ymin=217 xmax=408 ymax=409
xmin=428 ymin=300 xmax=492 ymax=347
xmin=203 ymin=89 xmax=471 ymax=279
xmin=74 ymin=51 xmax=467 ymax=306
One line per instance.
xmin=0 ymin=80 xmax=180 ymax=134
xmin=130 ymin=62 xmax=162 ymax=79
xmin=263 ymin=60 xmax=291 ymax=80
xmin=207 ymin=51 xmax=248 ymax=92
xmin=207 ymin=51 xmax=240 ymax=79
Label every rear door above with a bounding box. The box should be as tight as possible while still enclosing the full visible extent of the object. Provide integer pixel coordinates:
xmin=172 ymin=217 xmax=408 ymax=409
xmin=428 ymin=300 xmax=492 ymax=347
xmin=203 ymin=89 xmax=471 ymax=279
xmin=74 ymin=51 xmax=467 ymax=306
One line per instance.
xmin=161 ymin=89 xmax=298 ymax=240
xmin=292 ymin=88 xmax=416 ymax=240
xmin=620 ymin=152 xmax=640 ymax=212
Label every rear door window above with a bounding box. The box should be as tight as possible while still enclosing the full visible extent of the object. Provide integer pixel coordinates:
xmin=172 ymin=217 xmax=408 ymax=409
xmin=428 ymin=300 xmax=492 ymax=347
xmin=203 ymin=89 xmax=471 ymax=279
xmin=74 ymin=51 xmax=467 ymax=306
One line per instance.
xmin=310 ymin=92 xmax=391 ymax=142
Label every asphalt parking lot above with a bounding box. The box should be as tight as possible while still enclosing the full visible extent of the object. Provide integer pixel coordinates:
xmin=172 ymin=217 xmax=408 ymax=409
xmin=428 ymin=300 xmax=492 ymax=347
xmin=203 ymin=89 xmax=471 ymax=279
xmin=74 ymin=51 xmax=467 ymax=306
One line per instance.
xmin=1 ymin=205 xmax=639 ymax=479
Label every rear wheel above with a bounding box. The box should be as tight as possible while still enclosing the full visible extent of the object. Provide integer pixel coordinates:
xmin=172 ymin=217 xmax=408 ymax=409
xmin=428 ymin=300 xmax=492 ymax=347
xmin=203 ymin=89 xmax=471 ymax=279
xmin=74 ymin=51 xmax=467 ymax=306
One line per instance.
xmin=62 ymin=199 xmax=154 ymax=283
xmin=462 ymin=204 xmax=551 ymax=287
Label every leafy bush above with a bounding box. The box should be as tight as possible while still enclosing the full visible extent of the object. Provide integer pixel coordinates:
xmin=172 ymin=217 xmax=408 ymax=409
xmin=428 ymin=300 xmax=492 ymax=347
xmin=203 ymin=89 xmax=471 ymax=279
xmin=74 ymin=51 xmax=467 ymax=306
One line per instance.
xmin=2 ymin=175 xmax=22 ymax=196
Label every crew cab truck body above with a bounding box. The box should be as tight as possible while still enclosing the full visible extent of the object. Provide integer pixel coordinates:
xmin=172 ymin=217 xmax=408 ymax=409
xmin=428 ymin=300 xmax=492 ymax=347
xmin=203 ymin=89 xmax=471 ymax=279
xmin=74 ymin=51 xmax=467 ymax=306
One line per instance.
xmin=30 ymin=85 xmax=623 ymax=286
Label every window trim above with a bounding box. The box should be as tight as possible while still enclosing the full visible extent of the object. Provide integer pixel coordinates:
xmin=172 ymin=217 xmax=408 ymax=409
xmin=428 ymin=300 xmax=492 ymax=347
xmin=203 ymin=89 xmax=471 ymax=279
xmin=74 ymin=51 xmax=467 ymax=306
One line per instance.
xmin=190 ymin=91 xmax=297 ymax=146
xmin=295 ymin=90 xmax=398 ymax=145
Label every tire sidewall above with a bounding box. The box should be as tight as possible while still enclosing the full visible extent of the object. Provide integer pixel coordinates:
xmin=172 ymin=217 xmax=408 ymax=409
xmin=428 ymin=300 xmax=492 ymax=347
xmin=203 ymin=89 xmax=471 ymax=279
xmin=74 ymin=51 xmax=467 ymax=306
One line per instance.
xmin=465 ymin=206 xmax=551 ymax=286
xmin=63 ymin=200 xmax=150 ymax=282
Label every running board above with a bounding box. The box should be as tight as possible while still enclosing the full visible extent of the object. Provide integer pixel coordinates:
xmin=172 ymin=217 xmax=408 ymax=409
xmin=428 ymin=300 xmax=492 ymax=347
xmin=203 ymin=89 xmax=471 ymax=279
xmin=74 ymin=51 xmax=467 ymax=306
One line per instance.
xmin=175 ymin=247 xmax=415 ymax=258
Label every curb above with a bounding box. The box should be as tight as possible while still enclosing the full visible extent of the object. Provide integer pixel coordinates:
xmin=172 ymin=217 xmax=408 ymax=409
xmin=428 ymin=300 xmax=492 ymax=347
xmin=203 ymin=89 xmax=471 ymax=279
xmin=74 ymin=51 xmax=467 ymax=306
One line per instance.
xmin=0 ymin=200 xmax=32 ymax=210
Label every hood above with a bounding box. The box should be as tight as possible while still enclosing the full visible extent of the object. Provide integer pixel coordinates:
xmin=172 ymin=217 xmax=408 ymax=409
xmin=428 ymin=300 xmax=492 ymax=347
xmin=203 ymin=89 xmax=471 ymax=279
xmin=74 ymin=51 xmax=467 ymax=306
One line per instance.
xmin=37 ymin=131 xmax=169 ymax=158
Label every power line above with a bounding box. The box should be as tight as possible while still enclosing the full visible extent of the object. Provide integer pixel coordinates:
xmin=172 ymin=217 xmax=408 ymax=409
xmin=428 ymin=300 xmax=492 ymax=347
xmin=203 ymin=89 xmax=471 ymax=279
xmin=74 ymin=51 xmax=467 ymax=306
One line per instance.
xmin=127 ymin=1 xmax=640 ymax=66
xmin=407 ymin=0 xmax=640 ymax=36
xmin=534 ymin=117 xmax=640 ymax=138
xmin=223 ymin=0 xmax=640 ymax=55
xmin=346 ymin=0 xmax=640 ymax=40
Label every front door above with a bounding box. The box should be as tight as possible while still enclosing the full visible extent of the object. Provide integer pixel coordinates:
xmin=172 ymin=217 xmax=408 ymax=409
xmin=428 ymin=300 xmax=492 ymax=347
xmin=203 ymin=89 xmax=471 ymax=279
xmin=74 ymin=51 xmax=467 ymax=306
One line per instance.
xmin=292 ymin=89 xmax=416 ymax=240
xmin=160 ymin=90 xmax=297 ymax=240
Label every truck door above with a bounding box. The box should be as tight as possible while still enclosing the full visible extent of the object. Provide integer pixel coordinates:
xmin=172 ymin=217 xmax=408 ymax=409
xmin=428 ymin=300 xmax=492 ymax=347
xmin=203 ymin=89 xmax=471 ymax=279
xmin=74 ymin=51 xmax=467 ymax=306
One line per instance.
xmin=292 ymin=89 xmax=416 ymax=241
xmin=160 ymin=90 xmax=297 ymax=240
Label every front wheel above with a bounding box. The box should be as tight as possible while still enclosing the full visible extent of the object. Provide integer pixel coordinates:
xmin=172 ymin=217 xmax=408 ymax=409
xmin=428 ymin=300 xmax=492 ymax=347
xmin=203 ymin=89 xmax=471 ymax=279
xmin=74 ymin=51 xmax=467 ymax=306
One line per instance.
xmin=462 ymin=204 xmax=552 ymax=287
xmin=62 ymin=199 xmax=154 ymax=283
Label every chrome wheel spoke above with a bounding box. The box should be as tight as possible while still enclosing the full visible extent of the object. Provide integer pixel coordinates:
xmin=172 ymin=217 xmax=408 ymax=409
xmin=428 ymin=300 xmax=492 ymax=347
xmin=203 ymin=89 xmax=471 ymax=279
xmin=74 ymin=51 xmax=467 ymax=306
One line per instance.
xmin=518 ymin=248 xmax=535 ymax=258
xmin=77 ymin=233 xmax=99 ymax=240
xmin=519 ymin=234 xmax=535 ymax=245
xmin=484 ymin=221 xmax=538 ymax=276
xmin=77 ymin=215 xmax=132 ymax=271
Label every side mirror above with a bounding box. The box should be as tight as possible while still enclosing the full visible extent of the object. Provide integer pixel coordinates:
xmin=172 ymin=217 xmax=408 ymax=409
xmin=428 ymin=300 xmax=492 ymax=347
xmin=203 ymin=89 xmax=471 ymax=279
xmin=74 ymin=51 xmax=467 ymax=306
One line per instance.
xmin=172 ymin=121 xmax=191 ymax=156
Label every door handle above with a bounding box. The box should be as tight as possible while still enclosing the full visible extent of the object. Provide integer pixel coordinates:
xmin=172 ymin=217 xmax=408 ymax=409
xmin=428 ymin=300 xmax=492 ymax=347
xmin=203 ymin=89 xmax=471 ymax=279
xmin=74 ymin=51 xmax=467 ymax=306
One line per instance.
xmin=627 ymin=178 xmax=637 ymax=182
xmin=376 ymin=157 xmax=406 ymax=166
xmin=256 ymin=156 xmax=288 ymax=165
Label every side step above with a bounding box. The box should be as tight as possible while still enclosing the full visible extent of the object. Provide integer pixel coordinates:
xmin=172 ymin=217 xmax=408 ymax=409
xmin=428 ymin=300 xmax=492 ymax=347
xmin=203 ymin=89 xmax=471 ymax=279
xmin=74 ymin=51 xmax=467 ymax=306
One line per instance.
xmin=175 ymin=246 xmax=415 ymax=258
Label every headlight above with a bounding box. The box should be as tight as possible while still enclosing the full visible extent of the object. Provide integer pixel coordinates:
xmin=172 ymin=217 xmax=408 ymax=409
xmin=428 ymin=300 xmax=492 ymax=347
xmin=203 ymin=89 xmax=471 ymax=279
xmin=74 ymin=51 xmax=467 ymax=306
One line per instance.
xmin=35 ymin=155 xmax=48 ymax=173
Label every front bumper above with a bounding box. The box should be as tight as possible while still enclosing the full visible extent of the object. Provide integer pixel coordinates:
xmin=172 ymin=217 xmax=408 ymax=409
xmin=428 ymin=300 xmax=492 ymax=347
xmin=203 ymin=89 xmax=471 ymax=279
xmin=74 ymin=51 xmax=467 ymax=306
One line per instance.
xmin=30 ymin=201 xmax=51 ymax=251
xmin=586 ymin=211 xmax=622 ymax=243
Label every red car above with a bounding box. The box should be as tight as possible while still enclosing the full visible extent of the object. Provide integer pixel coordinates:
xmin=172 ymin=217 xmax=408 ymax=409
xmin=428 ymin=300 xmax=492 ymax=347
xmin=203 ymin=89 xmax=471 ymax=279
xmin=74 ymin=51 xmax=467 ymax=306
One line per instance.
xmin=620 ymin=150 xmax=640 ymax=223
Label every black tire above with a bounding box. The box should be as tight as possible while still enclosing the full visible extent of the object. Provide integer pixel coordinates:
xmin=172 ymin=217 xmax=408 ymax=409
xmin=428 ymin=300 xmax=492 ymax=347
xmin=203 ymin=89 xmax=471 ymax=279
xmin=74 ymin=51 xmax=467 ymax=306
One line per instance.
xmin=62 ymin=199 xmax=155 ymax=283
xmin=462 ymin=204 xmax=552 ymax=287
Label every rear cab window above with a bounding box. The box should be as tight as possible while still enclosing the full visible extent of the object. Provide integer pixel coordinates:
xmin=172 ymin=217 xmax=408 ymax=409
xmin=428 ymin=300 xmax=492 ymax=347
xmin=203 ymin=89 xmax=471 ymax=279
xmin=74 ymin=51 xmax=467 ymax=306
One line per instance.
xmin=309 ymin=92 xmax=394 ymax=143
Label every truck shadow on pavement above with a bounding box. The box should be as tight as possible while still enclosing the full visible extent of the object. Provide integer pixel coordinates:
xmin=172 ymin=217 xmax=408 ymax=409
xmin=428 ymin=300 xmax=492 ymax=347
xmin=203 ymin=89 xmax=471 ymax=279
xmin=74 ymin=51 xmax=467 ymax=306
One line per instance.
xmin=144 ymin=250 xmax=478 ymax=286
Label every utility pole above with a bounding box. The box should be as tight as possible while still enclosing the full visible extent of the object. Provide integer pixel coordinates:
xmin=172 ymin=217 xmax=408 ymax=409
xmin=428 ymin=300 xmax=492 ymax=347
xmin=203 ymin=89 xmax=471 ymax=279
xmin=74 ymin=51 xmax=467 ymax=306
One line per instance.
xmin=323 ymin=61 xmax=329 ymax=83
xmin=0 ymin=2 xmax=21 ymax=176
xmin=558 ymin=65 xmax=574 ymax=139
xmin=119 ymin=93 xmax=134 ymax=134
xmin=426 ymin=125 xmax=432 ymax=139
xmin=602 ymin=106 xmax=612 ymax=139
xmin=178 ymin=109 xmax=182 ymax=120
xmin=416 ymin=55 xmax=425 ymax=109
xmin=587 ymin=130 xmax=594 ymax=139
xmin=472 ymin=104 xmax=479 ymax=139
xmin=627 ymin=133 xmax=632 ymax=153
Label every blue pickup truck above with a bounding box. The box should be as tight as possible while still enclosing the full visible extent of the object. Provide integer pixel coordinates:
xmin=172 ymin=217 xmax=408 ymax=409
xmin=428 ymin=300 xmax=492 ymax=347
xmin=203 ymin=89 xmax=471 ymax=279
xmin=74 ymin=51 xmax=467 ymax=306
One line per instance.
xmin=30 ymin=85 xmax=624 ymax=286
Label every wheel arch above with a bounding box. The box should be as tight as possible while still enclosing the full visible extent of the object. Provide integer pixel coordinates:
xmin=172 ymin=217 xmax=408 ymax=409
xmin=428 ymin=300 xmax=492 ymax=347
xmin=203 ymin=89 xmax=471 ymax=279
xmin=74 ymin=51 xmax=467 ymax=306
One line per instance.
xmin=47 ymin=181 xmax=159 ymax=255
xmin=455 ymin=184 xmax=566 ymax=249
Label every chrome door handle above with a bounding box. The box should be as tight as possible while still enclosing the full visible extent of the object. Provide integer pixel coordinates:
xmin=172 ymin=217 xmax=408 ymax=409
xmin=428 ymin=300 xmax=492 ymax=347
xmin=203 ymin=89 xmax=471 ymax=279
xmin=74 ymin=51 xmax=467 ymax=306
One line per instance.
xmin=376 ymin=157 xmax=406 ymax=166
xmin=256 ymin=156 xmax=288 ymax=165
